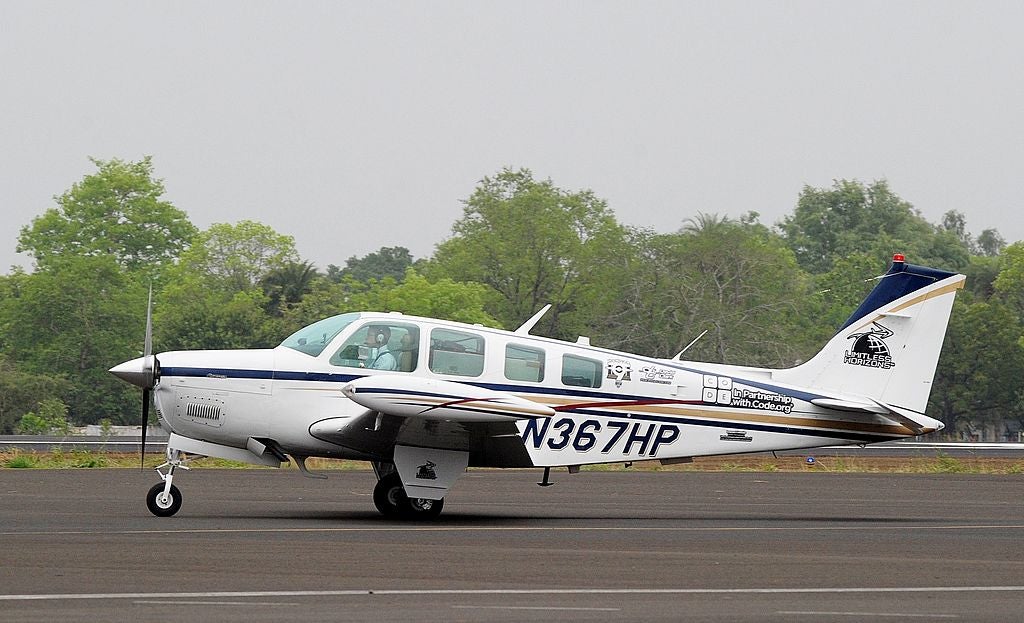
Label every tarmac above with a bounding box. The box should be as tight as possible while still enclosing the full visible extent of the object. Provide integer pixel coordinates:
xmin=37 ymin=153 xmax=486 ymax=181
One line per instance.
xmin=1 ymin=468 xmax=1023 ymax=622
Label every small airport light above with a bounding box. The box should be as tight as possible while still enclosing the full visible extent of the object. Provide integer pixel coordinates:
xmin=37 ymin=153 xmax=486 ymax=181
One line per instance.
xmin=805 ymin=456 xmax=816 ymax=467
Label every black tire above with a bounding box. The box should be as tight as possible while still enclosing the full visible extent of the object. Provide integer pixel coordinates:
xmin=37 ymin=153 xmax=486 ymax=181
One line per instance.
xmin=404 ymin=495 xmax=444 ymax=520
xmin=372 ymin=472 xmax=445 ymax=520
xmin=373 ymin=472 xmax=406 ymax=517
xmin=146 ymin=482 xmax=182 ymax=517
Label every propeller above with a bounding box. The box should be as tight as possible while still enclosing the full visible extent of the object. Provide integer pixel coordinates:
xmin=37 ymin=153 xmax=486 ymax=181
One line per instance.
xmin=109 ymin=286 xmax=159 ymax=470
xmin=140 ymin=286 xmax=156 ymax=470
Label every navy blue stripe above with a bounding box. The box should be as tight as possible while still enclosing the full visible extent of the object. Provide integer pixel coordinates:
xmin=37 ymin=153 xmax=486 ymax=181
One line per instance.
xmin=839 ymin=262 xmax=957 ymax=332
xmin=161 ymin=367 xmax=894 ymax=442
xmin=161 ymin=367 xmax=275 ymax=380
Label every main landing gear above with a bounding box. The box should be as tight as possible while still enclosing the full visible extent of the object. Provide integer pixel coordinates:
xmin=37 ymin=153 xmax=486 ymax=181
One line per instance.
xmin=372 ymin=471 xmax=444 ymax=520
xmin=146 ymin=447 xmax=190 ymax=517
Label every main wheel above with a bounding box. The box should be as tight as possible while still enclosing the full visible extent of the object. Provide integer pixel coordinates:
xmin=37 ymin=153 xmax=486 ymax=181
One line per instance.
xmin=372 ymin=473 xmax=445 ymax=520
xmin=146 ymin=482 xmax=182 ymax=517
xmin=405 ymin=495 xmax=444 ymax=520
xmin=373 ymin=472 xmax=406 ymax=517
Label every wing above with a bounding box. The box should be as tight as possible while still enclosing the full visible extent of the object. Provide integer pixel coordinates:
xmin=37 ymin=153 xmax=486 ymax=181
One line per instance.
xmin=308 ymin=375 xmax=550 ymax=467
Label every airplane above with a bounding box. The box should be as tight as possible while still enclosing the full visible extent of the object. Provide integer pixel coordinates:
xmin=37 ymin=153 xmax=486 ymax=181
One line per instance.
xmin=110 ymin=254 xmax=965 ymax=519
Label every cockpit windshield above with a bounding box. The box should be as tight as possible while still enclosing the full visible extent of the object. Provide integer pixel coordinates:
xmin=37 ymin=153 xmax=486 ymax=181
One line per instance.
xmin=279 ymin=312 xmax=360 ymax=357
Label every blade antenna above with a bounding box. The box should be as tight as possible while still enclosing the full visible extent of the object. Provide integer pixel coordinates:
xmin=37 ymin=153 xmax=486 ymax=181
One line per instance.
xmin=515 ymin=304 xmax=551 ymax=335
xmin=674 ymin=329 xmax=708 ymax=360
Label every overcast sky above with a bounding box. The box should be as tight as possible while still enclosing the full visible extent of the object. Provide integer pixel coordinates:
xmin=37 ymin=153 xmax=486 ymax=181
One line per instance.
xmin=2 ymin=1 xmax=1021 ymax=274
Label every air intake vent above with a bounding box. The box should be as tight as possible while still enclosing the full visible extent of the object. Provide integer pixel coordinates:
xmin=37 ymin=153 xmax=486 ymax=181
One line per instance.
xmin=186 ymin=402 xmax=222 ymax=422
xmin=174 ymin=392 xmax=226 ymax=428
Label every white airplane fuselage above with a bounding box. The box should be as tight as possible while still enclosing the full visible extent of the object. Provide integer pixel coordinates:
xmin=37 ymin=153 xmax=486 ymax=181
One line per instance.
xmin=148 ymin=313 xmax=940 ymax=470
xmin=112 ymin=257 xmax=963 ymax=518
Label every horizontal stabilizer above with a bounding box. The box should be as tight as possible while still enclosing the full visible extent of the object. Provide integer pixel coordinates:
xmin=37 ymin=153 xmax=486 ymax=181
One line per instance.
xmin=810 ymin=398 xmax=890 ymax=414
xmin=342 ymin=375 xmax=554 ymax=422
xmin=811 ymin=397 xmax=943 ymax=435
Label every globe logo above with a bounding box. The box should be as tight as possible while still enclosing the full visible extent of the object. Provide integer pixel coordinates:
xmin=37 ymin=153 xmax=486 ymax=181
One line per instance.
xmin=851 ymin=332 xmax=891 ymax=357
xmin=844 ymin=323 xmax=896 ymax=369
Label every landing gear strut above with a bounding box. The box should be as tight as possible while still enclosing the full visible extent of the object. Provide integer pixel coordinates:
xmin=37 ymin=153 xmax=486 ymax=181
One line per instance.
xmin=372 ymin=472 xmax=444 ymax=520
xmin=146 ymin=447 xmax=190 ymax=517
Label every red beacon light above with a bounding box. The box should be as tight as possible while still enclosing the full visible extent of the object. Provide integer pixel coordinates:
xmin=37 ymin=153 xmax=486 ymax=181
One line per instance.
xmin=893 ymin=253 xmax=906 ymax=264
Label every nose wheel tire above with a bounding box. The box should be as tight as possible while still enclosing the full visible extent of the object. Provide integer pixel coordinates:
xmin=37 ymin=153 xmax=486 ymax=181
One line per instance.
xmin=146 ymin=482 xmax=182 ymax=517
xmin=372 ymin=472 xmax=444 ymax=520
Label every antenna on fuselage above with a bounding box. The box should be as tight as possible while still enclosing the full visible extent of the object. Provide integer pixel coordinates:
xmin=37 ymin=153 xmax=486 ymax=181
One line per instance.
xmin=515 ymin=304 xmax=552 ymax=335
xmin=674 ymin=329 xmax=708 ymax=360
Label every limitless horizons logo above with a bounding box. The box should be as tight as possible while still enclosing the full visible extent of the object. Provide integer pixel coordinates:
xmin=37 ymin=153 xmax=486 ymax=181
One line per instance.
xmin=844 ymin=322 xmax=896 ymax=369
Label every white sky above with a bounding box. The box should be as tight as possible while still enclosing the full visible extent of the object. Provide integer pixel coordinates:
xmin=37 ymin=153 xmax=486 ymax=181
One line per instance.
xmin=2 ymin=1 xmax=1021 ymax=273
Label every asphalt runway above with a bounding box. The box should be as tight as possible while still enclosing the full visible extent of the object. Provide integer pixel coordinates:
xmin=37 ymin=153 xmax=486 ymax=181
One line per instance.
xmin=2 ymin=469 xmax=1023 ymax=622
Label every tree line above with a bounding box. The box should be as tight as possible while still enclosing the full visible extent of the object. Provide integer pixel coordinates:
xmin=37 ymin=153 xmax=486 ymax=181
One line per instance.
xmin=1 ymin=158 xmax=1022 ymax=439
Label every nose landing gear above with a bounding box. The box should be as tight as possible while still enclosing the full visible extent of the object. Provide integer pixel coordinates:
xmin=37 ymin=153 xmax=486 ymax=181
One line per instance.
xmin=146 ymin=447 xmax=190 ymax=517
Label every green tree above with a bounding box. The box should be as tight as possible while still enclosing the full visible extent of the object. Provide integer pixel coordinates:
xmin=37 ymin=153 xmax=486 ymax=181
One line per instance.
xmin=976 ymin=229 xmax=1006 ymax=257
xmin=278 ymin=269 xmax=498 ymax=339
xmin=0 ymin=256 xmax=143 ymax=425
xmin=431 ymin=168 xmax=632 ymax=339
xmin=350 ymin=269 xmax=498 ymax=325
xmin=330 ymin=246 xmax=415 ymax=283
xmin=156 ymin=221 xmax=301 ymax=350
xmin=16 ymin=398 xmax=71 ymax=435
xmin=0 ymin=355 xmax=69 ymax=434
xmin=994 ymin=242 xmax=1024 ymax=316
xmin=929 ymin=297 xmax=1024 ymax=436
xmin=174 ymin=221 xmax=299 ymax=293
xmin=17 ymin=156 xmax=196 ymax=276
xmin=261 ymin=260 xmax=320 ymax=317
xmin=597 ymin=215 xmax=813 ymax=366
xmin=780 ymin=180 xmax=969 ymax=274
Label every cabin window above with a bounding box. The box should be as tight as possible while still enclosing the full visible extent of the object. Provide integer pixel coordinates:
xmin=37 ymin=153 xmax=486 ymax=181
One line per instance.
xmin=505 ymin=344 xmax=545 ymax=383
xmin=329 ymin=323 xmax=419 ymax=372
xmin=429 ymin=328 xmax=485 ymax=377
xmin=561 ymin=354 xmax=603 ymax=388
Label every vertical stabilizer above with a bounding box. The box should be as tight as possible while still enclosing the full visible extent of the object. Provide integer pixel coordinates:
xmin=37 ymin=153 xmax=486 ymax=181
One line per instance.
xmin=775 ymin=255 xmax=965 ymax=412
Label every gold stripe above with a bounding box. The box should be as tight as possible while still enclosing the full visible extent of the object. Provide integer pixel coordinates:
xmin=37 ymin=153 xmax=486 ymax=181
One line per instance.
xmin=848 ymin=277 xmax=965 ymax=333
xmin=517 ymin=394 xmax=912 ymax=436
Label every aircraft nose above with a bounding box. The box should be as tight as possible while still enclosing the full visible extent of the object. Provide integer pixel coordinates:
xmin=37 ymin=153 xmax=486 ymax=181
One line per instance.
xmin=109 ymin=356 xmax=152 ymax=388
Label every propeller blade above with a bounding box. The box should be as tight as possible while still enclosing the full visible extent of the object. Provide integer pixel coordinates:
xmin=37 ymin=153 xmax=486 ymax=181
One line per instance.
xmin=144 ymin=285 xmax=153 ymax=356
xmin=141 ymin=388 xmax=150 ymax=471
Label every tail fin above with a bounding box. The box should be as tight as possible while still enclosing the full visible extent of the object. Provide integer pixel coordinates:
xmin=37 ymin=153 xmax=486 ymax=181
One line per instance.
xmin=775 ymin=255 xmax=965 ymax=412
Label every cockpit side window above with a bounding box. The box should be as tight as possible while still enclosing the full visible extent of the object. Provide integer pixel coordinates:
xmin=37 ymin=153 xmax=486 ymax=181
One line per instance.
xmin=429 ymin=328 xmax=485 ymax=377
xmin=329 ymin=323 xmax=419 ymax=371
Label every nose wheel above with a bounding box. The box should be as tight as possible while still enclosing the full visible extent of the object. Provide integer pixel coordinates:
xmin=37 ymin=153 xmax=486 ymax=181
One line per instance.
xmin=146 ymin=482 xmax=182 ymax=517
xmin=146 ymin=447 xmax=189 ymax=517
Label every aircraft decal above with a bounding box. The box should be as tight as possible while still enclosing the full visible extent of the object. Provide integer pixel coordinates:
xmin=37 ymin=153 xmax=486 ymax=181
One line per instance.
xmin=844 ymin=322 xmax=896 ymax=369
xmin=720 ymin=430 xmax=753 ymax=442
xmin=605 ymin=359 xmax=632 ymax=387
xmin=638 ymin=365 xmax=675 ymax=384
xmin=728 ymin=389 xmax=794 ymax=414
xmin=415 ymin=461 xmax=438 ymax=480
xmin=520 ymin=417 xmax=681 ymax=457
